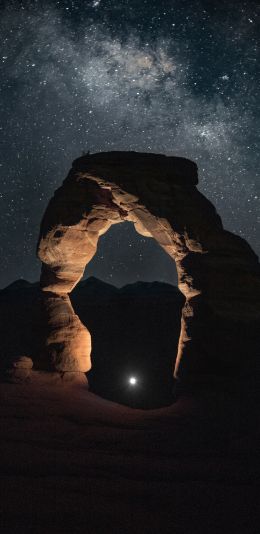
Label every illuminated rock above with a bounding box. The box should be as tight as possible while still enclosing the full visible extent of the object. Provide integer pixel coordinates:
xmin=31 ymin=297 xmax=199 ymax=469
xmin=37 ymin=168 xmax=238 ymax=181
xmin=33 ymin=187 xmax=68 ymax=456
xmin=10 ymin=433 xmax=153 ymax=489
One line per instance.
xmin=8 ymin=356 xmax=33 ymax=382
xmin=40 ymin=293 xmax=92 ymax=373
xmin=37 ymin=152 xmax=260 ymax=388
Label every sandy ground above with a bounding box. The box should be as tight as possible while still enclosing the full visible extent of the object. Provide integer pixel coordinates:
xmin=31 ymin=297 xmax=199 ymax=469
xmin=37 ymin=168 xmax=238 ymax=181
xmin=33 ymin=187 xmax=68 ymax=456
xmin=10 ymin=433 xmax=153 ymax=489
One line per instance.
xmin=0 ymin=378 xmax=259 ymax=534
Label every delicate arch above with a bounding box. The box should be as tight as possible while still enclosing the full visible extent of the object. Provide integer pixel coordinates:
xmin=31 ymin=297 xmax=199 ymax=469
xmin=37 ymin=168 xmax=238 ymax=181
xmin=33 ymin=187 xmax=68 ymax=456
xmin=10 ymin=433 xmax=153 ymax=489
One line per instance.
xmin=37 ymin=152 xmax=260 ymax=387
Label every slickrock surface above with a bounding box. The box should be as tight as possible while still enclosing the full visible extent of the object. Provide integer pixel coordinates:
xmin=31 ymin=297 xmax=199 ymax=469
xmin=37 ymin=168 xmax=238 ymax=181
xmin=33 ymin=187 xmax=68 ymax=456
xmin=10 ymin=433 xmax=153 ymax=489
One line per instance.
xmin=0 ymin=380 xmax=259 ymax=534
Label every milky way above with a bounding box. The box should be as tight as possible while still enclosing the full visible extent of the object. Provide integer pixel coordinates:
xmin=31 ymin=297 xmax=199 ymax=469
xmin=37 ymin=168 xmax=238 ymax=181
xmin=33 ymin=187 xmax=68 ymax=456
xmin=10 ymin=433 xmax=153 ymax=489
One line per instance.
xmin=0 ymin=0 xmax=259 ymax=288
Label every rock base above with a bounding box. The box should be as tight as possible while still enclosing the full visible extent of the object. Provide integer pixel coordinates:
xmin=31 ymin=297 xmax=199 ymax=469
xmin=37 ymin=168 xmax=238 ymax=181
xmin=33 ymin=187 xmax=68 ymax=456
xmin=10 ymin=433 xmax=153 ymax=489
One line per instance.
xmin=3 ymin=361 xmax=88 ymax=388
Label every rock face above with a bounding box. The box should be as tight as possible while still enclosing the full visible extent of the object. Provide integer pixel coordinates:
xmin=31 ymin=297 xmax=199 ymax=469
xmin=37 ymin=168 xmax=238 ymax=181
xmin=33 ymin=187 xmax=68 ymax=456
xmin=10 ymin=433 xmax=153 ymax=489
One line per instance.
xmin=37 ymin=151 xmax=260 ymax=390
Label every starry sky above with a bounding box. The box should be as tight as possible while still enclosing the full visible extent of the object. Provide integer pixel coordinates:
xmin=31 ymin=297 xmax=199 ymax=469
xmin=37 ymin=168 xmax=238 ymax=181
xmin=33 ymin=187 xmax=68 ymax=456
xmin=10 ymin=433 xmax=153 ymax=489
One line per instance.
xmin=0 ymin=0 xmax=259 ymax=288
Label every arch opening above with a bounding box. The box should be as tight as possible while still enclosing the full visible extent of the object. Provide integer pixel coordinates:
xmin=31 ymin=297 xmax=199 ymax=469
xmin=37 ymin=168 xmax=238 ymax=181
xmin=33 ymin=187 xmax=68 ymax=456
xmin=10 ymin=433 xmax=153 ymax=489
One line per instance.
xmin=70 ymin=220 xmax=183 ymax=408
xmin=81 ymin=220 xmax=178 ymax=287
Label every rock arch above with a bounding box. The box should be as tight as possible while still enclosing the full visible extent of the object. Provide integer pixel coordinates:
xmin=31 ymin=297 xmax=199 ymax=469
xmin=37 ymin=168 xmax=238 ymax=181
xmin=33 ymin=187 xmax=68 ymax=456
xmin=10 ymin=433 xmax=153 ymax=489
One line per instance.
xmin=37 ymin=152 xmax=260 ymax=390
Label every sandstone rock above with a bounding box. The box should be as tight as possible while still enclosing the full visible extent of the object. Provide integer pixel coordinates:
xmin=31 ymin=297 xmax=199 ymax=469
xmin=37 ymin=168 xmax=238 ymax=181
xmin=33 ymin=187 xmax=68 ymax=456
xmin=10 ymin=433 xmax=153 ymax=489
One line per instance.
xmin=9 ymin=368 xmax=31 ymax=382
xmin=36 ymin=151 xmax=260 ymax=389
xmin=41 ymin=293 xmax=92 ymax=373
xmin=13 ymin=356 xmax=33 ymax=369
xmin=5 ymin=356 xmax=33 ymax=383
xmin=22 ymin=370 xmax=89 ymax=387
xmin=61 ymin=371 xmax=88 ymax=386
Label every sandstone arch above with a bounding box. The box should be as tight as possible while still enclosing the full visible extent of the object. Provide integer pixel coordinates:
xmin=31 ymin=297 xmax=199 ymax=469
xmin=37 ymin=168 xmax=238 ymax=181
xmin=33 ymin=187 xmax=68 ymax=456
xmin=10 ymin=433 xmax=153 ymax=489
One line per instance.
xmin=37 ymin=152 xmax=260 ymax=390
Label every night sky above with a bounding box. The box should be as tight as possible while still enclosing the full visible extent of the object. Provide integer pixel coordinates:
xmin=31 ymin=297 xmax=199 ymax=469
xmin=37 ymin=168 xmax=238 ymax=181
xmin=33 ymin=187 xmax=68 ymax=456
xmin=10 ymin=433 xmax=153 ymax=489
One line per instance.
xmin=0 ymin=0 xmax=259 ymax=288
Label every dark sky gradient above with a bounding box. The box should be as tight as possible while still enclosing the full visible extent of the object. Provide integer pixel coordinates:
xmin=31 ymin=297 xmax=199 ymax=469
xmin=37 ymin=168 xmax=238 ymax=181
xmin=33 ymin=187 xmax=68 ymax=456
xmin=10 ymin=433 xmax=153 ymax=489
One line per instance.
xmin=0 ymin=0 xmax=259 ymax=288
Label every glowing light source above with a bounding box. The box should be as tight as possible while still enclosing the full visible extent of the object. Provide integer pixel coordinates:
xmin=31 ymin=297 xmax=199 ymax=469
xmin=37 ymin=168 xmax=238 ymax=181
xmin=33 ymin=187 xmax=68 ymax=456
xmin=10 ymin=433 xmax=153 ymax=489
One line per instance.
xmin=129 ymin=376 xmax=137 ymax=385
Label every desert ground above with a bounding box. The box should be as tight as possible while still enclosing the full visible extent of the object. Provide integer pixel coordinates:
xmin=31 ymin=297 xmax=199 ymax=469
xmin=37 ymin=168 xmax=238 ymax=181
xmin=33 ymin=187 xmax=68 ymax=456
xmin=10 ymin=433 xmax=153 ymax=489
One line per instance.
xmin=0 ymin=375 xmax=259 ymax=534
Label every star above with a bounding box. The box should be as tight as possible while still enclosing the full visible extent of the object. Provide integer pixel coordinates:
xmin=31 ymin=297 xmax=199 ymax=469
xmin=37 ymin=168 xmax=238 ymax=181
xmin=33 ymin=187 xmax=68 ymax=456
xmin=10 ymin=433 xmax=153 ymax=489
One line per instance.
xmin=0 ymin=0 xmax=259 ymax=288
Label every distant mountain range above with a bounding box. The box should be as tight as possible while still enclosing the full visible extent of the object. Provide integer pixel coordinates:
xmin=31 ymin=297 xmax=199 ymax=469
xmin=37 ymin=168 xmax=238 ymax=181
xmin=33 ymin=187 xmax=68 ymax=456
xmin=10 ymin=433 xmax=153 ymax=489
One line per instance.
xmin=1 ymin=276 xmax=181 ymax=299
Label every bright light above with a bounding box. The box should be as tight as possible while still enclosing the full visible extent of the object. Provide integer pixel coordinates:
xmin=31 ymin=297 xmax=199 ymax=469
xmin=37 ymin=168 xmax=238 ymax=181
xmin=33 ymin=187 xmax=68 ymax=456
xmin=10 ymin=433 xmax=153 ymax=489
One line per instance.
xmin=129 ymin=376 xmax=137 ymax=385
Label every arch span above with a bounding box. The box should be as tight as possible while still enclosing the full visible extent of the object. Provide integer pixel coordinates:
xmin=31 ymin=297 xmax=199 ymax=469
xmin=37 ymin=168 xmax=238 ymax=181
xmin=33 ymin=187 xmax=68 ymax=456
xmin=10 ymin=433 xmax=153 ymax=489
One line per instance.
xmin=37 ymin=152 xmax=260 ymax=389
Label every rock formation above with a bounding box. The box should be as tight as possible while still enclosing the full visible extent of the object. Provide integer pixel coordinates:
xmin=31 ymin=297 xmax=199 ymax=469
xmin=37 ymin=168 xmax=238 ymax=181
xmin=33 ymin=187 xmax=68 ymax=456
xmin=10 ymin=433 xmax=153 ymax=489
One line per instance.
xmin=37 ymin=152 xmax=260 ymax=391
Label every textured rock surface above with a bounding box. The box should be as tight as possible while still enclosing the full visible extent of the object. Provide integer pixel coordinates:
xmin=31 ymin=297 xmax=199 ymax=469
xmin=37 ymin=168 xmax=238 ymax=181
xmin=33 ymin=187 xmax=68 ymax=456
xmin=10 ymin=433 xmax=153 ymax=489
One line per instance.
xmin=40 ymin=292 xmax=92 ymax=372
xmin=37 ymin=151 xmax=260 ymax=387
xmin=7 ymin=356 xmax=34 ymax=382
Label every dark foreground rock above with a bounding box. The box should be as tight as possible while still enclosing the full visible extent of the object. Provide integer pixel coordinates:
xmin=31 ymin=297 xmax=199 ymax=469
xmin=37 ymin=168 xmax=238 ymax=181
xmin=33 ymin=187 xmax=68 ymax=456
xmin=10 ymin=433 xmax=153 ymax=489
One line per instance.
xmin=0 ymin=380 xmax=259 ymax=534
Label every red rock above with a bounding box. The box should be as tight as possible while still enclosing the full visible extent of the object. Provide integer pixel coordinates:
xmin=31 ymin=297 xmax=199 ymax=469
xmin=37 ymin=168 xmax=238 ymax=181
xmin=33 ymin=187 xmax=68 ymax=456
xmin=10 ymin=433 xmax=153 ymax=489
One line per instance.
xmin=37 ymin=152 xmax=260 ymax=389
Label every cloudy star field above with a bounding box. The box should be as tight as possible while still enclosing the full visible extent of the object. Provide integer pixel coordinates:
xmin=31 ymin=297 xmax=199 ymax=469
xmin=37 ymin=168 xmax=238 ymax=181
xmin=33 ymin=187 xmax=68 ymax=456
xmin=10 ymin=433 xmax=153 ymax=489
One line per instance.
xmin=0 ymin=0 xmax=259 ymax=288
